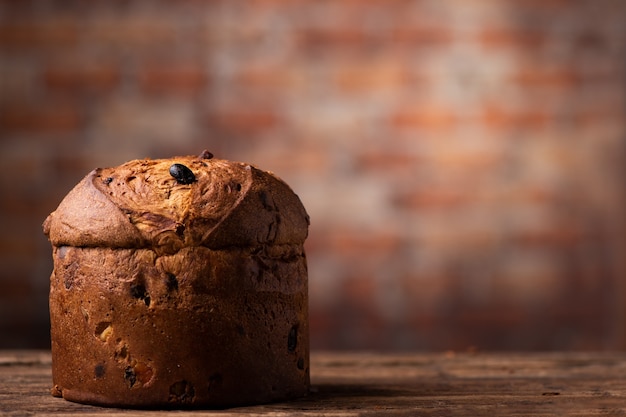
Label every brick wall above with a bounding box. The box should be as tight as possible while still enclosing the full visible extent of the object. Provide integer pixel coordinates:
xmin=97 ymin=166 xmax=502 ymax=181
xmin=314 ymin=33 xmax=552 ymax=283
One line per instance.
xmin=1 ymin=0 xmax=624 ymax=350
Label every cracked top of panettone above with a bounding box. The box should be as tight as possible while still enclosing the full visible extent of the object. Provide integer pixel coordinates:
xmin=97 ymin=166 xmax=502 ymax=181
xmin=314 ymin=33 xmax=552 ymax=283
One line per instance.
xmin=43 ymin=153 xmax=309 ymax=254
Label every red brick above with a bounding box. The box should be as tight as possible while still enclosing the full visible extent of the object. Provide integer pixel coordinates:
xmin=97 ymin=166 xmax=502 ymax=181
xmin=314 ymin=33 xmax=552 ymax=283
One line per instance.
xmin=510 ymin=67 xmax=581 ymax=90
xmin=454 ymin=305 xmax=528 ymax=330
xmin=0 ymin=235 xmax=38 ymax=260
xmin=234 ymin=65 xmax=304 ymax=90
xmin=137 ymin=63 xmax=208 ymax=96
xmin=333 ymin=276 xmax=387 ymax=341
xmin=389 ymin=105 xmax=459 ymax=131
xmin=480 ymin=104 xmax=551 ymax=131
xmin=308 ymin=310 xmax=338 ymax=348
xmin=355 ymin=150 xmax=422 ymax=174
xmin=402 ymin=272 xmax=452 ymax=309
xmin=390 ymin=26 xmax=455 ymax=47
xmin=49 ymin=154 xmax=97 ymax=180
xmin=510 ymin=226 xmax=587 ymax=248
xmin=0 ymin=20 xmax=78 ymax=48
xmin=333 ymin=62 xmax=421 ymax=93
xmin=340 ymin=274 xmax=379 ymax=301
xmin=504 ymin=186 xmax=560 ymax=205
xmin=573 ymin=106 xmax=623 ymax=129
xmin=392 ymin=188 xmax=472 ymax=210
xmin=513 ymin=0 xmax=572 ymax=11
xmin=86 ymin=18 xmax=177 ymax=47
xmin=296 ymin=27 xmax=371 ymax=50
xmin=0 ymin=156 xmax=42 ymax=191
xmin=574 ymin=30 xmax=609 ymax=52
xmin=203 ymin=21 xmax=267 ymax=46
xmin=0 ymin=276 xmax=32 ymax=300
xmin=432 ymin=150 xmax=501 ymax=173
xmin=323 ymin=228 xmax=402 ymax=259
xmin=1 ymin=195 xmax=52 ymax=223
xmin=0 ymin=103 xmax=83 ymax=133
xmin=206 ymin=107 xmax=281 ymax=136
xmin=306 ymin=224 xmax=402 ymax=259
xmin=43 ymin=64 xmax=120 ymax=93
xmin=478 ymin=28 xmax=547 ymax=50
xmin=255 ymin=144 xmax=330 ymax=174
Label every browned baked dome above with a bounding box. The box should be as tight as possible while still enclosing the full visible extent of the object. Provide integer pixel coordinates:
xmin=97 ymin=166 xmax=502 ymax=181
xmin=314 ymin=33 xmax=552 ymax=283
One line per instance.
xmin=43 ymin=155 xmax=310 ymax=254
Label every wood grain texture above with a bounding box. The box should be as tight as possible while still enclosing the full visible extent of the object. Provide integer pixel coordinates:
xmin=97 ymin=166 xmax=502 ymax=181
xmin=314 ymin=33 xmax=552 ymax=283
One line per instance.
xmin=1 ymin=350 xmax=625 ymax=416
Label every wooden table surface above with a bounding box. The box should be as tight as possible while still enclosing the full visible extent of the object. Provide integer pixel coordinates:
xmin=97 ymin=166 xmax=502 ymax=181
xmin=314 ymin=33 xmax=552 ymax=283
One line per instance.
xmin=1 ymin=350 xmax=625 ymax=416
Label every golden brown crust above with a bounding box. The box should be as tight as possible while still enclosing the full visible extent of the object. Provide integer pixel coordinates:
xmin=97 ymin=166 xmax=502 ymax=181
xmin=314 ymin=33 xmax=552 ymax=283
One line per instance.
xmin=42 ymin=170 xmax=145 ymax=249
xmin=44 ymin=156 xmax=309 ymax=254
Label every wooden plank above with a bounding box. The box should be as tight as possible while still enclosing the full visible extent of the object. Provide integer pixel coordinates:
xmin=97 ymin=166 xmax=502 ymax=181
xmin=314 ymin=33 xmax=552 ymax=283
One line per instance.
xmin=1 ymin=350 xmax=625 ymax=416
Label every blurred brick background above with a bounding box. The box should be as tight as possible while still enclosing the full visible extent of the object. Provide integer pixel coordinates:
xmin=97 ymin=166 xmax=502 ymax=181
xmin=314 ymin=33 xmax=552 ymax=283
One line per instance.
xmin=1 ymin=0 xmax=625 ymax=351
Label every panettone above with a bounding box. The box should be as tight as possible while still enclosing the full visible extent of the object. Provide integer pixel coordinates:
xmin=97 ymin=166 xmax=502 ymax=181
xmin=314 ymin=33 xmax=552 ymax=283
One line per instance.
xmin=43 ymin=152 xmax=310 ymax=408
